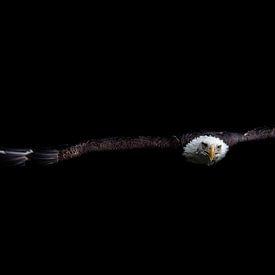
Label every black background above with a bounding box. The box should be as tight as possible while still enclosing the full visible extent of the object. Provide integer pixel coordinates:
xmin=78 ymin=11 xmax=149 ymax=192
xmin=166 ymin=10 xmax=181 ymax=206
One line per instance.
xmin=1 ymin=6 xmax=274 ymax=261
xmin=1 ymin=10 xmax=273 ymax=173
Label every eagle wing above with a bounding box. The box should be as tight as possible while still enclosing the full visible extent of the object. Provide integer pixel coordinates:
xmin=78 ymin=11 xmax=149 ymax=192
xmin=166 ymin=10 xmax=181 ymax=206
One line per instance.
xmin=219 ymin=126 xmax=275 ymax=147
xmin=0 ymin=148 xmax=59 ymax=167
xmin=58 ymin=136 xmax=181 ymax=161
xmin=240 ymin=127 xmax=275 ymax=143
xmin=0 ymin=136 xmax=180 ymax=166
xmin=0 ymin=149 xmax=33 ymax=166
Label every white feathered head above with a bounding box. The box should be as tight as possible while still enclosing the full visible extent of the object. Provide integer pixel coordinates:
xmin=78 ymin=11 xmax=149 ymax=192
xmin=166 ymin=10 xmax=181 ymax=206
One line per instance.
xmin=183 ymin=135 xmax=229 ymax=166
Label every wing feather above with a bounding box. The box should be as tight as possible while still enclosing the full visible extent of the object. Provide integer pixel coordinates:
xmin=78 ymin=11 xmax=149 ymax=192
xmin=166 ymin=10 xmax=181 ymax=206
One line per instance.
xmin=58 ymin=136 xmax=181 ymax=161
xmin=242 ymin=127 xmax=275 ymax=142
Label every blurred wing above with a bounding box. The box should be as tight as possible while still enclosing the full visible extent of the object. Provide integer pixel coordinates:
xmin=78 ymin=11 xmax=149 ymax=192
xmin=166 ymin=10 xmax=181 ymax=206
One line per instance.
xmin=0 ymin=137 xmax=180 ymax=166
xmin=0 ymin=148 xmax=59 ymax=167
xmin=0 ymin=149 xmax=33 ymax=167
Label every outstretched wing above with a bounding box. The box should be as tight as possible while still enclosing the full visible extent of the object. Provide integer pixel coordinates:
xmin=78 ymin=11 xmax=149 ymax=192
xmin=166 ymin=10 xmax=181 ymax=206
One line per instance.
xmin=0 ymin=149 xmax=33 ymax=167
xmin=0 ymin=136 xmax=180 ymax=167
xmin=0 ymin=148 xmax=59 ymax=167
xmin=58 ymin=136 xmax=181 ymax=161
xmin=217 ymin=127 xmax=275 ymax=147
xmin=242 ymin=127 xmax=275 ymax=143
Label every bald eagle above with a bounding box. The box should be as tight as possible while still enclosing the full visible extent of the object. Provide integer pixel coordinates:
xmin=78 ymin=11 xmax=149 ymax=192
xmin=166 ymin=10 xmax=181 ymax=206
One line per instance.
xmin=0 ymin=127 xmax=274 ymax=167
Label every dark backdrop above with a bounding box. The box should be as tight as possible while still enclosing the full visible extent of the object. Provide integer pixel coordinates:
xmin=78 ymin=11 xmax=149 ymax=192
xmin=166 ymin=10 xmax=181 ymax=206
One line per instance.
xmin=1 ymin=8 xmax=274 ymax=259
xmin=1 ymin=10 xmax=274 ymax=196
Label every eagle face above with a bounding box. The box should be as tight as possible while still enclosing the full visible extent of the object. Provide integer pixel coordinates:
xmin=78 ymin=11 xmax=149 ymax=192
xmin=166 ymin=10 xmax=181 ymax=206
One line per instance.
xmin=183 ymin=136 xmax=229 ymax=166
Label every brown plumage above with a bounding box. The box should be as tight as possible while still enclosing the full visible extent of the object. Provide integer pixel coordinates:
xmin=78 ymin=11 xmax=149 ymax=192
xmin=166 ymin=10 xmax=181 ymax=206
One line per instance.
xmin=58 ymin=136 xmax=181 ymax=161
xmin=0 ymin=126 xmax=274 ymax=166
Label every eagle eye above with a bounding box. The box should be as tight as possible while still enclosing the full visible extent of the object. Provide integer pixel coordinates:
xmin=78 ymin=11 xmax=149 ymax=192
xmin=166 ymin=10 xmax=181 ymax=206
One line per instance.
xmin=201 ymin=142 xmax=208 ymax=149
xmin=217 ymin=145 xmax=222 ymax=150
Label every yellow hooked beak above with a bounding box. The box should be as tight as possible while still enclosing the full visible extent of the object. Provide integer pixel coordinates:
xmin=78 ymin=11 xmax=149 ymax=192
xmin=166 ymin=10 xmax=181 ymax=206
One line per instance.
xmin=208 ymin=144 xmax=215 ymax=161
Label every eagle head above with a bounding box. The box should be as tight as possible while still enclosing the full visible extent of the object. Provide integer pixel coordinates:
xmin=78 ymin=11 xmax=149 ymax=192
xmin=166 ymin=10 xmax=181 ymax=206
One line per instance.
xmin=183 ymin=136 xmax=229 ymax=166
